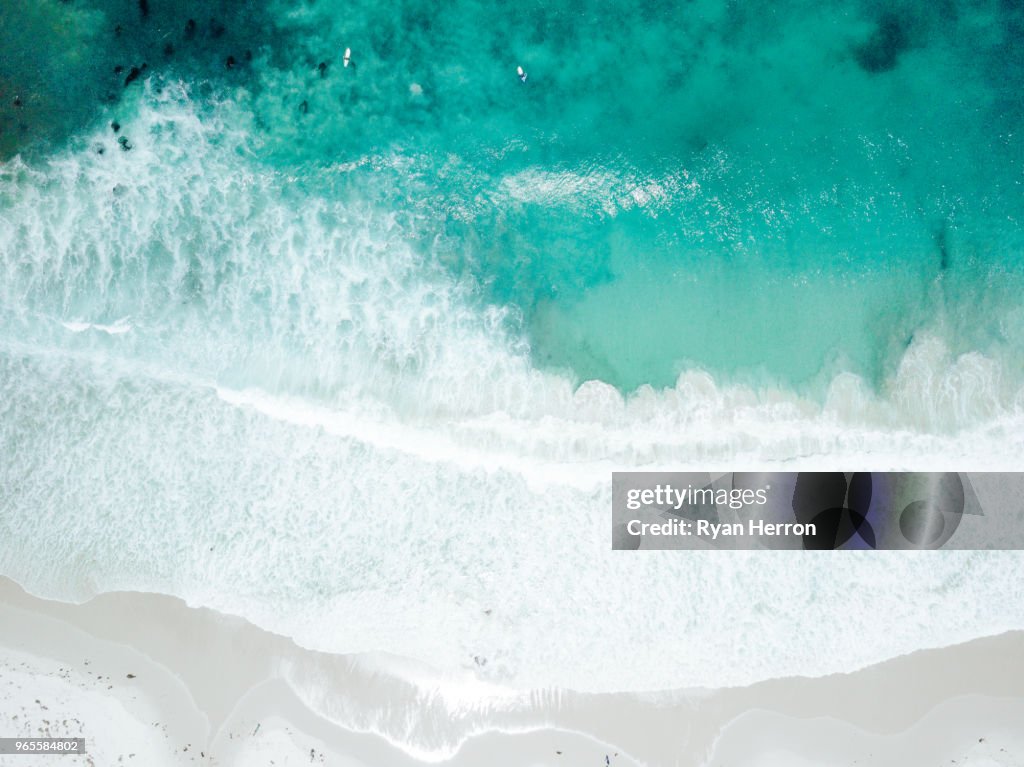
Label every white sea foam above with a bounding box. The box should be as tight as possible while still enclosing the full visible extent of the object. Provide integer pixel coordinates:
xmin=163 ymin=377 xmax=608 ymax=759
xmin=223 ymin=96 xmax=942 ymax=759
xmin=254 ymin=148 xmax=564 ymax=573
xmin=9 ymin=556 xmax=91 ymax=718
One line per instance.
xmin=60 ymin=317 xmax=132 ymax=335
xmin=2 ymin=82 xmax=1024 ymax=693
xmin=499 ymin=166 xmax=691 ymax=217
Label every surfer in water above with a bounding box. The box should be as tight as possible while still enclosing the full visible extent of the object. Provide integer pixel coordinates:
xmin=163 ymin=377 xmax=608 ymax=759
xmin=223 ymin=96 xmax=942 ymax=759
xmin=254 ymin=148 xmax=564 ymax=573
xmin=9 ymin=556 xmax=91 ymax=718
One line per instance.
xmin=517 ymin=65 xmax=528 ymax=83
xmin=343 ymin=47 xmax=356 ymax=71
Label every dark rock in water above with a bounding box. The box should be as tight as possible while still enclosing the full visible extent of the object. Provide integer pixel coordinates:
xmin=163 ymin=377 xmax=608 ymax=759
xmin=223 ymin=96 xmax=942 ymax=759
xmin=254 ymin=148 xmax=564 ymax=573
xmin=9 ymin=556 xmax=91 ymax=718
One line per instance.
xmin=138 ymin=0 xmax=149 ymax=20
xmin=854 ymin=13 xmax=909 ymax=73
xmin=226 ymin=55 xmax=236 ymax=69
xmin=118 ymin=136 xmax=132 ymax=151
xmin=934 ymin=221 xmax=951 ymax=271
xmin=111 ymin=121 xmax=120 ymax=132
xmin=318 ymin=61 xmax=328 ymax=77
xmin=124 ymin=66 xmax=142 ymax=87
xmin=113 ymin=65 xmax=124 ymax=74
xmin=184 ymin=19 xmax=197 ymax=39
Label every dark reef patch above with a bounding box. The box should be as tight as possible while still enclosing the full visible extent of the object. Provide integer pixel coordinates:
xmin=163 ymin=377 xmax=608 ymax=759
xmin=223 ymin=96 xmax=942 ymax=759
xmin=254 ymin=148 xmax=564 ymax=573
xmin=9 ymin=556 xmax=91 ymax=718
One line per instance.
xmin=933 ymin=221 xmax=951 ymax=272
xmin=0 ymin=0 xmax=276 ymax=159
xmin=854 ymin=12 xmax=911 ymax=73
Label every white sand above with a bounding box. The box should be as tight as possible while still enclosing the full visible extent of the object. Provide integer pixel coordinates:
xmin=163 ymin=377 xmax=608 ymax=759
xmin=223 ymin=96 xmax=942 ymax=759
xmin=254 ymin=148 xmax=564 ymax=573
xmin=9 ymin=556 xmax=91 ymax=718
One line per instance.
xmin=1 ymin=575 xmax=1022 ymax=766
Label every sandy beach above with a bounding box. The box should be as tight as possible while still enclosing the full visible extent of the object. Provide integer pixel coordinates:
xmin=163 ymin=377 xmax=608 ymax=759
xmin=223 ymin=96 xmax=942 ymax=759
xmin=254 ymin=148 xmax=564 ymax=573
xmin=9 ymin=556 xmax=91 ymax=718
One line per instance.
xmin=1 ymin=575 xmax=1022 ymax=766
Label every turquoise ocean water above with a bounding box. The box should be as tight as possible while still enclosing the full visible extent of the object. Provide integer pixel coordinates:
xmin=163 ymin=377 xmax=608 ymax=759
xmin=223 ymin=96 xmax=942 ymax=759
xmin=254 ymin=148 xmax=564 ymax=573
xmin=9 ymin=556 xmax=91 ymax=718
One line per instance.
xmin=4 ymin=0 xmax=1024 ymax=391
xmin=2 ymin=0 xmax=1024 ymax=695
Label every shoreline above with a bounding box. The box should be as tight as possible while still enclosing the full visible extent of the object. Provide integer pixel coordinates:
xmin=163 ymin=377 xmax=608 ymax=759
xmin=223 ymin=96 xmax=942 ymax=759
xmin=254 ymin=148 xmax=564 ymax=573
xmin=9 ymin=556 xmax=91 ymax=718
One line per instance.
xmin=1 ymin=575 xmax=1023 ymax=766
